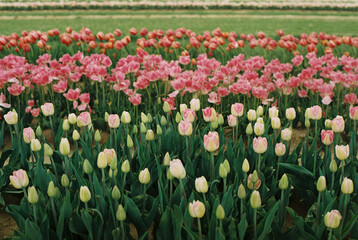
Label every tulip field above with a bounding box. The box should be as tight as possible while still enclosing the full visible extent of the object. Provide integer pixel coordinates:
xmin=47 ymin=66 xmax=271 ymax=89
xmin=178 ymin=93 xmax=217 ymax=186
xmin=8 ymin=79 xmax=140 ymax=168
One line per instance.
xmin=0 ymin=19 xmax=358 ymax=240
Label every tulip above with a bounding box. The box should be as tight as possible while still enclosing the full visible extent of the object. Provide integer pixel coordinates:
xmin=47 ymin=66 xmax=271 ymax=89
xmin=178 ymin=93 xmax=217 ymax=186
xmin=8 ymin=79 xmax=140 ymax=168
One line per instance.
xmin=216 ymin=204 xmax=225 ymax=220
xmin=256 ymin=106 xmax=264 ymax=117
xmin=271 ymin=117 xmax=281 ymax=130
xmin=28 ymin=186 xmax=39 ymax=204
xmin=139 ymin=168 xmax=150 ymax=184
xmin=116 ymin=204 xmax=126 ymax=221
xmin=275 ymin=143 xmax=286 ymax=157
xmin=190 ymin=98 xmax=200 ymax=111
xmin=223 ymin=159 xmax=230 ymax=174
xmin=127 ymin=135 xmax=134 ymax=148
xmin=195 ymin=176 xmax=208 ymax=193
xmin=145 ymin=129 xmax=155 ymax=141
xmin=189 ymin=200 xmax=205 ymax=218
xmin=269 ymin=106 xmax=279 ymax=118
xmin=141 ymin=112 xmax=148 ymax=123
xmin=254 ymin=122 xmax=264 ymax=136
xmin=77 ymin=112 xmax=91 ymax=127
xmin=321 ymin=130 xmax=334 ymax=145
xmin=72 ymin=130 xmax=80 ymax=141
xmin=250 ymin=190 xmax=261 ymax=209
xmin=341 ymin=177 xmax=354 ymax=194
xmin=279 ymin=174 xmax=288 ymax=190
xmin=83 ymin=159 xmax=93 ymax=174
xmin=4 ymin=111 xmax=18 ymax=125
xmin=97 ymin=152 xmax=107 ymax=169
xmin=61 ymin=174 xmax=69 ymax=187
xmin=317 ymin=176 xmax=326 ymax=192
xmin=47 ymin=181 xmax=56 ymax=198
xmin=180 ymin=104 xmax=187 ymax=113
xmin=68 ymin=113 xmax=77 ymax=124
xmin=227 ymin=115 xmax=237 ymax=127
xmin=160 ymin=116 xmax=167 ymax=126
xmin=140 ymin=122 xmax=147 ymax=133
xmin=80 ymin=186 xmax=91 ymax=203
xmin=62 ymin=119 xmax=70 ymax=131
xmin=104 ymin=112 xmax=109 ymax=122
xmin=163 ymin=152 xmax=171 ymax=166
xmin=349 ymin=106 xmax=358 ymax=120
xmin=281 ymin=128 xmax=292 ymax=141
xmin=23 ymin=127 xmax=35 ymax=144
xmin=121 ymin=160 xmax=130 ymax=173
xmin=309 ymin=105 xmax=322 ymax=120
xmin=202 ymin=107 xmax=217 ymax=122
xmin=286 ymin=108 xmax=296 ymax=121
xmin=210 ymin=120 xmax=218 ymax=130
xmin=108 ymin=114 xmax=120 ymax=128
xmin=231 ymin=103 xmax=244 ymax=117
xmin=238 ymin=184 xmax=246 ymax=199
xmin=218 ymin=114 xmax=224 ymax=125
xmin=204 ymin=131 xmax=219 ymax=152
xmin=247 ymin=109 xmax=256 ymax=122
xmin=242 ymin=158 xmax=250 ymax=173
xmin=147 ymin=113 xmax=153 ymax=123
xmin=248 ymin=173 xmax=261 ymax=190
xmin=121 ymin=111 xmax=131 ymax=124
xmin=335 ymin=145 xmax=349 ymax=161
xmin=41 ymin=103 xmax=54 ymax=116
xmin=30 ymin=139 xmax=41 ymax=152
xmin=175 ymin=112 xmax=182 ymax=123
xmin=94 ymin=130 xmax=101 ymax=142
xmin=59 ymin=138 xmax=70 ymax=156
xmin=9 ymin=169 xmax=29 ymax=189
xmin=253 ymin=137 xmax=267 ymax=154
xmin=163 ymin=101 xmax=171 ymax=113
xmin=246 ymin=123 xmax=253 ymax=135
xmin=324 ymin=210 xmax=342 ymax=229
xmin=35 ymin=126 xmax=42 ymax=138
xmin=178 ymin=120 xmax=193 ymax=136
xmin=183 ymin=109 xmax=195 ymax=123
xmin=112 ymin=186 xmax=121 ymax=200
xmin=325 ymin=119 xmax=332 ymax=129
xmin=219 ymin=164 xmax=228 ymax=179
xmin=331 ymin=116 xmax=344 ymax=133
xmin=44 ymin=143 xmax=53 ymax=157
xmin=169 ymin=159 xmax=186 ymax=179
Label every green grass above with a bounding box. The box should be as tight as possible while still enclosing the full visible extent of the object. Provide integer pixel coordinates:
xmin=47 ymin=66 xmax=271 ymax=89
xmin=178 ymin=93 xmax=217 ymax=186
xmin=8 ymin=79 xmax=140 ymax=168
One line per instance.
xmin=0 ymin=10 xmax=358 ymax=36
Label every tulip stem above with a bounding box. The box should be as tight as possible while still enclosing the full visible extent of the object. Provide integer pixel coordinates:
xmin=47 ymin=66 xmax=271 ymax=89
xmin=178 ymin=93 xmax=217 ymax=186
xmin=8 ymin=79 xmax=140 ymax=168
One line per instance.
xmin=49 ymin=116 xmax=55 ymax=145
xmin=276 ymin=156 xmax=282 ymax=183
xmin=223 ymin=178 xmax=227 ymax=193
xmin=33 ymin=204 xmax=38 ymax=225
xmin=89 ymin=174 xmax=94 ymax=200
xmin=179 ymin=179 xmax=187 ymax=203
xmin=203 ymin=193 xmax=210 ymax=227
xmin=280 ymin=190 xmax=285 ymax=228
xmin=30 ymin=148 xmax=35 ymax=169
xmin=240 ymin=199 xmax=244 ymax=220
xmin=313 ymin=120 xmax=318 ymax=178
xmin=49 ymin=156 xmax=58 ymax=183
xmin=328 ymin=228 xmax=333 ymax=240
xmin=341 ymin=161 xmax=345 ymax=184
xmin=120 ymin=220 xmax=125 ymax=240
xmin=210 ymin=152 xmax=215 ymax=182
xmin=101 ymin=168 xmax=106 ymax=196
xmin=257 ymin=154 xmax=261 ymax=172
xmin=64 ymin=155 xmax=70 ymax=179
xmin=186 ymin=137 xmax=190 ymax=160
xmin=51 ymin=198 xmax=58 ymax=227
xmin=253 ymin=208 xmax=257 ymax=240
xmin=330 ymin=171 xmax=335 ymax=194
xmin=317 ymin=191 xmax=321 ymax=225
xmin=343 ymin=194 xmax=349 ymax=220
xmin=198 ymin=218 xmax=203 ymax=240
xmin=143 ymin=184 xmax=147 ymax=212
xmin=235 ymin=117 xmax=239 ymax=144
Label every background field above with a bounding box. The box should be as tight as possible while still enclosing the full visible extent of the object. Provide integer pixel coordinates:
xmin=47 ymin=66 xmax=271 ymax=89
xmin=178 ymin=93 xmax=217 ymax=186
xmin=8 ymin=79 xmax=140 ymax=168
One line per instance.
xmin=1 ymin=10 xmax=358 ymax=36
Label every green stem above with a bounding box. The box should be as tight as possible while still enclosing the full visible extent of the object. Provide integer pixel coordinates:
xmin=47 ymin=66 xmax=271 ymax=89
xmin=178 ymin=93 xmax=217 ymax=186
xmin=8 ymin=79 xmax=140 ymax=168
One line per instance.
xmin=313 ymin=120 xmax=318 ymax=178
xmin=280 ymin=190 xmax=285 ymax=227
xmin=276 ymin=156 xmax=282 ymax=183
xmin=198 ymin=218 xmax=203 ymax=240
xmin=328 ymin=228 xmax=333 ymax=240
xmin=33 ymin=204 xmax=38 ymax=225
xmin=89 ymin=174 xmax=94 ymax=200
xmin=210 ymin=152 xmax=215 ymax=182
xmin=317 ymin=191 xmax=321 ymax=225
xmin=330 ymin=171 xmax=335 ymax=194
xmin=143 ymin=184 xmax=147 ymax=212
xmin=253 ymin=208 xmax=257 ymax=240
xmin=101 ymin=168 xmax=106 ymax=196
xmin=120 ymin=220 xmax=125 ymax=240
xmin=341 ymin=160 xmax=345 ymax=184
xmin=240 ymin=199 xmax=244 ymax=220
xmin=51 ymin=198 xmax=58 ymax=227
xmin=257 ymin=154 xmax=261 ymax=172
xmin=179 ymin=179 xmax=188 ymax=203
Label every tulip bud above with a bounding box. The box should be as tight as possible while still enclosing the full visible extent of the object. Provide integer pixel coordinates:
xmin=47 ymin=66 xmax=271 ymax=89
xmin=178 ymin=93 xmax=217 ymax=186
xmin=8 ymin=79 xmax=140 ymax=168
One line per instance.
xmin=170 ymin=159 xmax=186 ymax=179
xmin=140 ymin=122 xmax=147 ymax=133
xmin=63 ymin=119 xmax=70 ymax=131
xmin=44 ymin=143 xmax=53 ymax=157
xmin=210 ymin=120 xmax=218 ymax=130
xmin=219 ymin=164 xmax=228 ymax=178
xmin=116 ymin=204 xmax=126 ymax=221
xmin=4 ymin=111 xmax=18 ymax=125
xmin=269 ymin=106 xmax=278 ymax=118
xmin=163 ymin=101 xmax=171 ymax=113
xmin=47 ymin=181 xmax=56 ymax=197
xmin=335 ymin=145 xmax=349 ymax=161
xmin=31 ymin=139 xmax=41 ymax=152
xmin=216 ymin=204 xmax=225 ymax=220
xmin=80 ymin=186 xmax=91 ymax=203
xmin=189 ymin=200 xmax=205 ymax=218
xmin=271 ymin=117 xmax=281 ymax=130
xmin=281 ymin=128 xmax=292 ymax=141
xmin=61 ymin=174 xmax=69 ymax=187
xmin=167 ymin=169 xmax=174 ymax=180
xmin=218 ymin=114 xmax=224 ymax=125
xmin=104 ymin=112 xmax=109 ymax=122
xmin=59 ymin=138 xmax=70 ymax=156
xmin=257 ymin=106 xmax=264 ymax=117
xmin=121 ymin=160 xmax=130 ymax=173
xmin=254 ymin=122 xmax=265 ymax=136
xmin=108 ymin=114 xmax=120 ymax=128
xmin=28 ymin=186 xmax=39 ymax=204
xmin=286 ymin=108 xmax=296 ymax=120
xmin=246 ymin=123 xmax=253 ymax=135
xmin=68 ymin=113 xmax=77 ymax=124
xmin=325 ymin=119 xmax=331 ymax=129
xmin=9 ymin=169 xmax=29 ymax=189
xmin=341 ymin=177 xmax=354 ymax=194
xmin=121 ymin=111 xmax=131 ymax=124
xmin=247 ymin=109 xmax=257 ymax=122
xmin=83 ymin=159 xmax=93 ymax=174
xmin=331 ymin=116 xmax=345 ymax=133
xmin=163 ymin=152 xmax=171 ymax=166
xmin=112 ymin=186 xmax=121 ymax=200
xmin=250 ymin=190 xmax=261 ymax=209
xmin=329 ymin=159 xmax=337 ymax=173
xmin=242 ymin=158 xmax=250 ymax=173
xmin=161 ymin=116 xmax=167 ymax=126
xmin=140 ymin=112 xmax=148 ymax=123
xmin=127 ymin=135 xmax=133 ymax=148
xmin=324 ymin=210 xmax=342 ymax=229
xmin=275 ymin=143 xmax=286 ymax=157
xmin=94 ymin=130 xmax=101 ymax=142
xmin=180 ymin=104 xmax=187 ymax=113
xmin=109 ymin=169 xmax=118 ymax=178
xmin=317 ymin=176 xmax=326 ymax=192
xmin=175 ymin=112 xmax=182 ymax=123
xmin=146 ymin=129 xmax=155 ymax=141
xmin=223 ymin=159 xmax=230 ymax=174
xmin=97 ymin=152 xmax=107 ymax=169
xmin=132 ymin=125 xmax=138 ymax=134
xmin=72 ymin=130 xmax=80 ymax=141
xmin=279 ymin=174 xmax=289 ymax=190
xmin=195 ymin=176 xmax=208 ymax=193
xmin=238 ymin=184 xmax=246 ymax=199
xmin=139 ymin=168 xmax=150 ymax=184
xmin=253 ymin=137 xmax=268 ymax=154
xmin=157 ymin=125 xmax=163 ymax=135
xmin=190 ymin=98 xmax=200 ymax=111
xmin=36 ymin=126 xmax=42 ymax=138
xmin=252 ymin=170 xmax=259 ymax=183
xmin=305 ymin=118 xmax=311 ymax=128
xmin=55 ymin=188 xmax=61 ymax=198
xmin=110 ymin=157 xmax=117 ymax=171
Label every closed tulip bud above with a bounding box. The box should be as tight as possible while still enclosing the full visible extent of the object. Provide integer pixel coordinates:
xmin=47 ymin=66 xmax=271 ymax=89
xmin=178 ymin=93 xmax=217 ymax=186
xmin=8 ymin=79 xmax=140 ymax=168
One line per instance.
xmin=28 ymin=186 xmax=39 ymax=204
xmin=252 ymin=170 xmax=259 ymax=183
xmin=254 ymin=122 xmax=265 ymax=136
xmin=94 ymin=130 xmax=101 ymax=142
xmin=146 ymin=129 xmax=155 ymax=141
xmin=279 ymin=174 xmax=289 ymax=190
xmin=257 ymin=106 xmax=264 ymax=117
xmin=44 ymin=143 xmax=53 ymax=157
xmin=341 ymin=177 xmax=354 ymax=194
xmin=110 ymin=156 xmax=117 ymax=171
xmin=228 ymin=115 xmax=237 ymax=127
xmin=180 ymin=104 xmax=187 ymax=113
xmin=9 ymin=169 xmax=29 ymax=189
xmin=133 ymin=125 xmax=138 ymax=134
xmin=68 ymin=113 xmax=77 ymax=124
xmin=325 ymin=119 xmax=331 ymax=129
xmin=242 ymin=158 xmax=250 ymax=173
xmin=59 ymin=138 xmax=70 ymax=156
xmin=324 ymin=210 xmax=342 ymax=229
xmin=231 ymin=103 xmax=244 ymax=117
xmin=157 ymin=125 xmax=163 ymax=135
xmin=253 ymin=137 xmax=268 ymax=154
xmin=210 ymin=120 xmax=218 ymax=130
xmin=161 ymin=116 xmax=167 ymax=126
xmin=127 ymin=135 xmax=133 ymax=148
xmin=218 ymin=114 xmax=224 ymax=125
xmin=170 ymin=159 xmax=186 ymax=179
xmin=163 ymin=101 xmax=171 ymax=113
xmin=121 ymin=160 xmax=130 ymax=173
xmin=271 ymin=117 xmax=281 ymax=130
xmin=335 ymin=145 xmax=349 ymax=161
xmin=31 ymin=139 xmax=41 ymax=152
xmin=281 ymin=128 xmax=292 ymax=141
xmin=175 ymin=112 xmax=182 ymax=123
xmin=286 ymin=108 xmax=296 ymax=120
xmin=108 ymin=114 xmax=120 ymax=128
xmin=238 ymin=184 xmax=246 ymax=199
xmin=47 ymin=181 xmax=56 ymax=197
xmin=163 ymin=152 xmax=171 ymax=166
xmin=116 ymin=204 xmax=126 ymax=221
xmin=83 ymin=159 xmax=93 ymax=174
xmin=305 ymin=118 xmax=311 ymax=128
xmin=246 ymin=123 xmax=253 ymax=135
xmin=72 ymin=130 xmax=80 ymax=141
xmin=275 ymin=143 xmax=286 ymax=157
xmin=250 ymin=190 xmax=261 ymax=209
xmin=147 ymin=113 xmax=153 ymax=123
xmin=61 ymin=174 xmax=69 ymax=187
xmin=189 ymin=200 xmax=205 ymax=218
xmin=331 ymin=116 xmax=344 ymax=133
xmin=104 ymin=112 xmax=109 ymax=122
xmin=55 ymin=188 xmax=61 ymax=198
xmin=62 ymin=119 xmax=70 ymax=131
xmin=223 ymin=159 xmax=230 ymax=174
xmin=167 ymin=169 xmax=174 ymax=180
xmin=195 ymin=176 xmax=208 ymax=193
xmin=269 ymin=106 xmax=279 ymax=118
xmin=190 ymin=98 xmax=200 ymax=111
xmin=247 ymin=109 xmax=257 ymax=122
xmin=219 ymin=163 xmax=228 ymax=178
xmin=80 ymin=186 xmax=91 ymax=203
xmin=112 ymin=186 xmax=121 ymax=200
xmin=317 ymin=176 xmax=326 ymax=192
xmin=109 ymin=169 xmax=118 ymax=178
xmin=329 ymin=159 xmax=337 ymax=173
xmin=216 ymin=204 xmax=225 ymax=220
xmin=140 ymin=122 xmax=147 ymax=133
xmin=139 ymin=168 xmax=150 ymax=184
xmin=35 ymin=126 xmax=42 ymax=138
xmin=349 ymin=106 xmax=358 ymax=120
xmin=4 ymin=111 xmax=18 ymax=125
xmin=121 ymin=111 xmax=131 ymax=124
xmin=97 ymin=152 xmax=107 ymax=169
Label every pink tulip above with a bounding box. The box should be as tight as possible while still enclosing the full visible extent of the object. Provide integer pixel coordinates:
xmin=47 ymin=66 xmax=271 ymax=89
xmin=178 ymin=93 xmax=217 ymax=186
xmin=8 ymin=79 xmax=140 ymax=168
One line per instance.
xmin=247 ymin=173 xmax=261 ymax=189
xmin=204 ymin=131 xmax=219 ymax=152
xmin=253 ymin=137 xmax=268 ymax=154
xmin=77 ymin=112 xmax=91 ymax=127
xmin=23 ymin=127 xmax=35 ymax=144
xmin=178 ymin=120 xmax=193 ymax=136
xmin=331 ymin=116 xmax=345 ymax=133
xmin=108 ymin=114 xmax=120 ymax=129
xmin=202 ymin=107 xmax=217 ymax=122
xmin=309 ymin=106 xmax=322 ymax=120
xmin=349 ymin=106 xmax=358 ymax=120
xmin=41 ymin=103 xmax=54 ymax=116
xmin=63 ymin=88 xmax=80 ymax=101
xmin=129 ymin=94 xmax=142 ymax=106
xmin=7 ymin=83 xmax=25 ymax=96
xmin=9 ymin=169 xmax=29 ymax=189
xmin=321 ymin=130 xmax=334 ymax=145
xmin=231 ymin=103 xmax=244 ymax=117
xmin=183 ymin=109 xmax=195 ymax=123
xmin=227 ymin=114 xmax=237 ymax=127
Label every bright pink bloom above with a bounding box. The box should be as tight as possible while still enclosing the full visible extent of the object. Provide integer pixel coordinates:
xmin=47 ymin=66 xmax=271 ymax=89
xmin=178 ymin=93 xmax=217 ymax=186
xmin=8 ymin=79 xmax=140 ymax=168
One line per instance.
xmin=208 ymin=92 xmax=221 ymax=105
xmin=344 ymin=93 xmax=358 ymax=105
xmin=204 ymin=131 xmax=219 ymax=152
xmin=349 ymin=106 xmax=358 ymax=120
xmin=253 ymin=137 xmax=268 ymax=154
xmin=0 ymin=93 xmax=10 ymax=109
xmin=292 ymin=55 xmax=303 ymax=66
xmin=28 ymin=100 xmax=35 ymax=107
xmin=129 ymin=94 xmax=142 ymax=106
xmin=30 ymin=108 xmax=40 ymax=117
xmin=8 ymin=83 xmax=25 ymax=96
xmin=79 ymin=93 xmax=90 ymax=104
xmin=108 ymin=114 xmax=120 ymax=128
xmin=321 ymin=130 xmax=334 ymax=145
xmin=63 ymin=88 xmax=80 ymax=101
xmin=53 ymin=81 xmax=67 ymax=93
xmin=202 ymin=107 xmax=217 ymax=122
xmin=77 ymin=112 xmax=91 ymax=127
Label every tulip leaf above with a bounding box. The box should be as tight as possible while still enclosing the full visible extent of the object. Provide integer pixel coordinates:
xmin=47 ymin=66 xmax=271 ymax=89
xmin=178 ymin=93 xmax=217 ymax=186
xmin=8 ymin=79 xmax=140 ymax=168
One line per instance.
xmin=0 ymin=121 xmax=4 ymax=149
xmin=215 ymin=227 xmax=226 ymax=240
xmin=172 ymin=205 xmax=184 ymax=240
xmin=144 ymin=197 xmax=159 ymax=228
xmin=279 ymin=163 xmax=313 ymax=176
xmin=341 ymin=213 xmax=358 ymax=239
xmin=156 ymin=206 xmax=173 ymax=240
xmin=124 ymin=195 xmax=147 ymax=236
xmin=286 ymin=207 xmax=316 ymax=240
xmin=237 ymin=213 xmax=248 ymax=240
xmin=81 ymin=209 xmax=93 ymax=240
xmin=25 ymin=218 xmax=43 ymax=240
xmin=258 ymin=201 xmax=279 ymax=240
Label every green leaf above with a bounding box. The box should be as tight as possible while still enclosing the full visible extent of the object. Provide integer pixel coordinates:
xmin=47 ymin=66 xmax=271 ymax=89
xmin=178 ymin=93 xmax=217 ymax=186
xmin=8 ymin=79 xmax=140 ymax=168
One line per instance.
xmin=25 ymin=219 xmax=43 ymax=240
xmin=124 ymin=195 xmax=147 ymax=236
xmin=172 ymin=205 xmax=184 ymax=240
xmin=279 ymin=163 xmax=313 ymax=176
xmin=258 ymin=201 xmax=279 ymax=240
xmin=156 ymin=206 xmax=173 ymax=240
xmin=215 ymin=227 xmax=226 ymax=240
xmin=341 ymin=213 xmax=358 ymax=239
xmin=237 ymin=213 xmax=248 ymax=240
xmin=81 ymin=209 xmax=93 ymax=240
xmin=286 ymin=207 xmax=316 ymax=240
